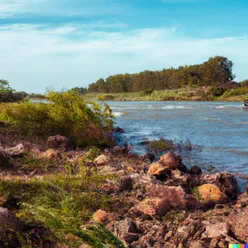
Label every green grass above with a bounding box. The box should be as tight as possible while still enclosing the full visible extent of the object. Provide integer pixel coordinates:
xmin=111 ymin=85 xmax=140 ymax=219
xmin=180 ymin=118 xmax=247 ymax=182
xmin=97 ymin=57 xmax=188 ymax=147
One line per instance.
xmin=0 ymin=167 xmax=124 ymax=247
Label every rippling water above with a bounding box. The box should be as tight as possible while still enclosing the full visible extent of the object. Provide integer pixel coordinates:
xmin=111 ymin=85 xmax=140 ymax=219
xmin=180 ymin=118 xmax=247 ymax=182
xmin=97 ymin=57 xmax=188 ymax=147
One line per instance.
xmin=108 ymin=101 xmax=248 ymax=175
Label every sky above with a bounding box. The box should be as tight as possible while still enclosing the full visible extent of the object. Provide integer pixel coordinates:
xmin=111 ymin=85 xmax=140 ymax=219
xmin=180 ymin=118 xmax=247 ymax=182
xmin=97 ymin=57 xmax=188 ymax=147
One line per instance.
xmin=0 ymin=0 xmax=248 ymax=93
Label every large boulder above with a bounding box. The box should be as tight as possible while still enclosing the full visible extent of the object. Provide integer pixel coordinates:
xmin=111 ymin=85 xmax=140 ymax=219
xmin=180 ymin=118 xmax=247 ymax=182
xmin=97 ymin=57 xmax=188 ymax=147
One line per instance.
xmin=46 ymin=135 xmax=72 ymax=151
xmin=148 ymin=185 xmax=186 ymax=210
xmin=196 ymin=184 xmax=226 ymax=203
xmin=200 ymin=173 xmax=237 ymax=199
xmin=228 ymin=207 xmax=248 ymax=242
xmin=202 ymin=222 xmax=230 ymax=238
xmin=131 ymin=197 xmax=167 ymax=218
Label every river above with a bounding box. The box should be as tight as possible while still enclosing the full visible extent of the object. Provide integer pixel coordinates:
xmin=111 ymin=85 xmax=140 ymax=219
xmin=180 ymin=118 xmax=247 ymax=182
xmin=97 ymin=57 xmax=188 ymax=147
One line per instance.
xmin=108 ymin=101 xmax=248 ymax=175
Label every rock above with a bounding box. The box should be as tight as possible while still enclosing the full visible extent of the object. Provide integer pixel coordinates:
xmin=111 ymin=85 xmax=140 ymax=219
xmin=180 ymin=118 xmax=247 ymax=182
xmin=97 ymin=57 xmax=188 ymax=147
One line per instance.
xmin=42 ymin=149 xmax=62 ymax=160
xmin=219 ymin=173 xmax=237 ymax=199
xmin=114 ymin=127 xmax=125 ymax=133
xmin=92 ymin=210 xmax=108 ymax=224
xmin=190 ymin=166 xmax=202 ymax=175
xmin=113 ymin=218 xmax=140 ymax=245
xmin=123 ymin=233 xmax=140 ymax=244
xmin=94 ymin=155 xmax=108 ymax=165
xmin=4 ymin=143 xmax=25 ymax=157
xmin=148 ymin=185 xmax=186 ymax=210
xmin=159 ymin=152 xmax=188 ymax=172
xmin=119 ymin=176 xmax=133 ymax=191
xmin=147 ymin=162 xmax=171 ymax=178
xmin=228 ymin=207 xmax=248 ymax=242
xmin=196 ymin=184 xmax=226 ymax=203
xmin=140 ymin=153 xmax=155 ymax=161
xmin=131 ymin=197 xmax=167 ymax=218
xmin=46 ymin=135 xmax=72 ymax=151
xmin=202 ymin=222 xmax=230 ymax=238
xmin=159 ymin=152 xmax=180 ymax=169
xmin=113 ymin=145 xmax=128 ymax=154
xmin=200 ymin=173 xmax=237 ymax=199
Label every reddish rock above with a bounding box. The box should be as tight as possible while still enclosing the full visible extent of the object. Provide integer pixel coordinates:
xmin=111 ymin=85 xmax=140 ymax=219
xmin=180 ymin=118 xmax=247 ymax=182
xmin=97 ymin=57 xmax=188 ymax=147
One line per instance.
xmin=202 ymin=222 xmax=230 ymax=238
xmin=148 ymin=185 xmax=186 ymax=210
xmin=46 ymin=135 xmax=72 ymax=151
xmin=93 ymin=210 xmax=108 ymax=224
xmin=159 ymin=152 xmax=188 ymax=173
xmin=228 ymin=207 xmax=248 ymax=242
xmin=147 ymin=162 xmax=170 ymax=177
xmin=131 ymin=197 xmax=167 ymax=218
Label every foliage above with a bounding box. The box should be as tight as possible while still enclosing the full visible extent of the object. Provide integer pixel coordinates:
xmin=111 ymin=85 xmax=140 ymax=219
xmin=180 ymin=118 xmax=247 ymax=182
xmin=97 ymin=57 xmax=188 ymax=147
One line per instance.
xmin=0 ymin=91 xmax=115 ymax=147
xmin=96 ymin=94 xmax=115 ymax=101
xmin=71 ymin=87 xmax=88 ymax=95
xmin=88 ymin=56 xmax=236 ymax=93
xmin=208 ymin=87 xmax=226 ymax=97
xmin=240 ymin=79 xmax=248 ymax=88
xmin=221 ymin=87 xmax=248 ymax=98
xmin=147 ymin=138 xmax=193 ymax=154
xmin=0 ymin=80 xmax=27 ymax=103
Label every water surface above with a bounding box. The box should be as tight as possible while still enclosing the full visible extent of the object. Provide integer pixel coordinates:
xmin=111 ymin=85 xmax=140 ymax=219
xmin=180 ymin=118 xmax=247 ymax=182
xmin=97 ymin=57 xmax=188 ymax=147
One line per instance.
xmin=108 ymin=101 xmax=248 ymax=175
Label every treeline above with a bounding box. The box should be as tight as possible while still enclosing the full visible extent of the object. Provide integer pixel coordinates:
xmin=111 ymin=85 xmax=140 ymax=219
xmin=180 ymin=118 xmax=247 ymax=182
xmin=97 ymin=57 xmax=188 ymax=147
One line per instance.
xmin=88 ymin=56 xmax=237 ymax=93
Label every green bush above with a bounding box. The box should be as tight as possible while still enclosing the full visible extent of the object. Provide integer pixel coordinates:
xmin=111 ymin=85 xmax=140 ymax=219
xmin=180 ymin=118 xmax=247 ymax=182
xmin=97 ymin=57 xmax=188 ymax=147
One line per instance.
xmin=0 ymin=91 xmax=114 ymax=147
xmin=208 ymin=87 xmax=226 ymax=97
xmin=221 ymin=87 xmax=248 ymax=98
xmin=96 ymin=94 xmax=115 ymax=101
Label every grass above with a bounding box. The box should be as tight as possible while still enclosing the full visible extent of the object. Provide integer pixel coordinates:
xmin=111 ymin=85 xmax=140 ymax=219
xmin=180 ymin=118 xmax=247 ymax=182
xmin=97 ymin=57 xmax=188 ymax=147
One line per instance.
xmin=84 ymin=86 xmax=248 ymax=102
xmin=0 ymin=166 xmax=124 ymax=247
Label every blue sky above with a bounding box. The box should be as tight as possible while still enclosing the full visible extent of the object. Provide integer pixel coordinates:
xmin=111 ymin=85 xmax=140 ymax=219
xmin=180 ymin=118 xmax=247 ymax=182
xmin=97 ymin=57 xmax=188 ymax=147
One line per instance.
xmin=0 ymin=0 xmax=248 ymax=93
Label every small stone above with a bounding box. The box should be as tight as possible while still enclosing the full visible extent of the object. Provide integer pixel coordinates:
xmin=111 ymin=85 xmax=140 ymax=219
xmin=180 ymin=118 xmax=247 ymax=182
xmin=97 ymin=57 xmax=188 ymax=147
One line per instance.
xmin=92 ymin=210 xmax=108 ymax=224
xmin=94 ymin=155 xmax=108 ymax=165
xmin=190 ymin=166 xmax=202 ymax=175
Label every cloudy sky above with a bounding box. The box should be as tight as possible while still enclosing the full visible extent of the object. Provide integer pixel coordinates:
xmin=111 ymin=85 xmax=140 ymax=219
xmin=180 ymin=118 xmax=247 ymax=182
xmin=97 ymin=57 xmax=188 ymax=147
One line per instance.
xmin=0 ymin=0 xmax=248 ymax=93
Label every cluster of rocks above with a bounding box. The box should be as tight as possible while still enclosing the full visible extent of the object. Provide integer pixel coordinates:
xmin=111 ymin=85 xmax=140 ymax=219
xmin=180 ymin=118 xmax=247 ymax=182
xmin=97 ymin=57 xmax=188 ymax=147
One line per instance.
xmin=91 ymin=150 xmax=248 ymax=247
xmin=1 ymin=132 xmax=248 ymax=247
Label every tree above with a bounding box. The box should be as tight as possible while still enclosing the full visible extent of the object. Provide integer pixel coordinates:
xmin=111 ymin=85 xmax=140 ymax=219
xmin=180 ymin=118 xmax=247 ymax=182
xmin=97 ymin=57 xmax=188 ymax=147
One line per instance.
xmin=0 ymin=79 xmax=12 ymax=92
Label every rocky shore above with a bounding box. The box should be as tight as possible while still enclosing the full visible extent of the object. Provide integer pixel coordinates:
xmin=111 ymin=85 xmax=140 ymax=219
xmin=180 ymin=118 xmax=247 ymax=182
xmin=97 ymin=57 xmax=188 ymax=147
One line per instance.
xmin=0 ymin=127 xmax=248 ymax=247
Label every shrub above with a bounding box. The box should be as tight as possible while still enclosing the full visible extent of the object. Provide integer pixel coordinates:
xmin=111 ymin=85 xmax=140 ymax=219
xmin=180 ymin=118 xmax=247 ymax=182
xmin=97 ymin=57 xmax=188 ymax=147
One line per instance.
xmin=221 ymin=87 xmax=248 ymax=98
xmin=147 ymin=138 xmax=193 ymax=154
xmin=139 ymin=89 xmax=154 ymax=96
xmin=96 ymin=94 xmax=115 ymax=101
xmin=0 ymin=91 xmax=115 ymax=147
xmin=208 ymin=87 xmax=226 ymax=97
xmin=240 ymin=79 xmax=248 ymax=88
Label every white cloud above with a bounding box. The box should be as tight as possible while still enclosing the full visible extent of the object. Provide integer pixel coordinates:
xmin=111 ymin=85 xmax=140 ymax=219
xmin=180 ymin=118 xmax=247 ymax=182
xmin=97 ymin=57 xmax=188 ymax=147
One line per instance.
xmin=0 ymin=24 xmax=247 ymax=93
